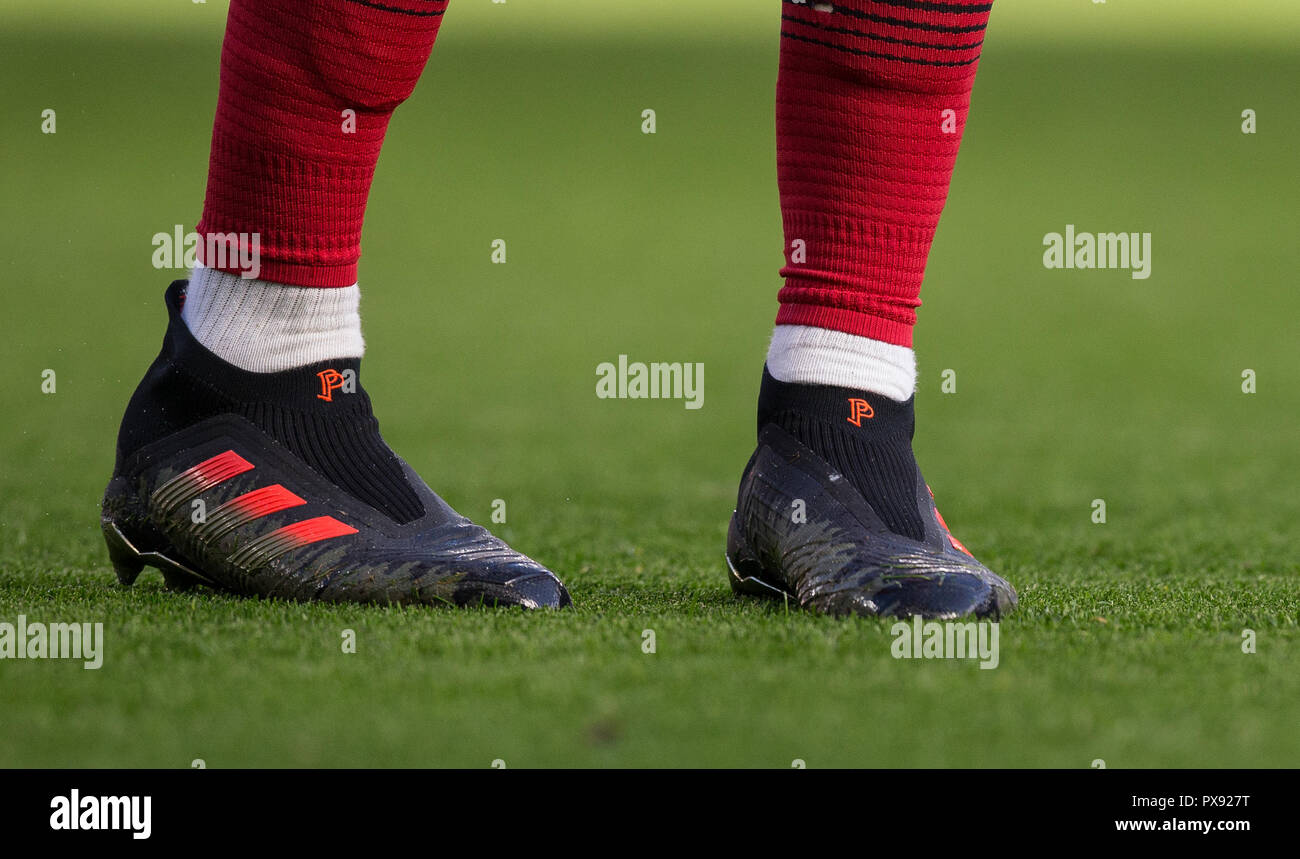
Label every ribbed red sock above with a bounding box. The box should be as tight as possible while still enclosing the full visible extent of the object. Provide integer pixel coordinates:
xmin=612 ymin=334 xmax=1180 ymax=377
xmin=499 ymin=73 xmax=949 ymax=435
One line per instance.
xmin=774 ymin=0 xmax=993 ymax=347
xmin=196 ymin=0 xmax=448 ymax=287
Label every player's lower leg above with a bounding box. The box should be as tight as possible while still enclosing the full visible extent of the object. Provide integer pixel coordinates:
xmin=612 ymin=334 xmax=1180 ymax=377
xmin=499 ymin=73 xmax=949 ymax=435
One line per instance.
xmin=104 ymin=0 xmax=570 ymax=608
xmin=728 ymin=0 xmax=1015 ymax=618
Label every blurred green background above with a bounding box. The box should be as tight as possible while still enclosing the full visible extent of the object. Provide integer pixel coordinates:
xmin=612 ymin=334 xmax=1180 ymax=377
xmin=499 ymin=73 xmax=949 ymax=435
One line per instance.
xmin=0 ymin=1 xmax=1296 ymax=767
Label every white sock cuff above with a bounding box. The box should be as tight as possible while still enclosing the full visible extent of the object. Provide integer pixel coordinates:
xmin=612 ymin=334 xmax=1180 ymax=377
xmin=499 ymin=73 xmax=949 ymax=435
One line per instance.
xmin=182 ymin=264 xmax=365 ymax=373
xmin=766 ymin=324 xmax=917 ymax=402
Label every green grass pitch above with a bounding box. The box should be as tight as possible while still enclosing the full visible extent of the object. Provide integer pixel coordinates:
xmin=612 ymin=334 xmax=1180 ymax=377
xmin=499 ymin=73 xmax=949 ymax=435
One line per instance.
xmin=1 ymin=1 xmax=1296 ymax=767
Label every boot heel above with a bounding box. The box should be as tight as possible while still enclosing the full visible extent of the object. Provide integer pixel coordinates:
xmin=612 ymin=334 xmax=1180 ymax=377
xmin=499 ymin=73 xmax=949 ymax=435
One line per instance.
xmin=102 ymin=519 xmax=145 ymax=586
xmin=103 ymin=512 xmax=215 ymax=591
xmin=725 ymin=512 xmax=794 ymax=601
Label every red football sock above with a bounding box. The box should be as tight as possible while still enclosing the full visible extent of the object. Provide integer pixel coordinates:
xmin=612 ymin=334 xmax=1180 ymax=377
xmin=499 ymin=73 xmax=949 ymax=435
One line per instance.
xmin=774 ymin=0 xmax=993 ymax=348
xmin=196 ymin=0 xmax=448 ymax=287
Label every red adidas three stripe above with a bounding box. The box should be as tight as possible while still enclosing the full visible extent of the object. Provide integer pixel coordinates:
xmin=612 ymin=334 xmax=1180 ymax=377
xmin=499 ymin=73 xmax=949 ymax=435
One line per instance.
xmin=156 ymin=450 xmax=356 ymax=561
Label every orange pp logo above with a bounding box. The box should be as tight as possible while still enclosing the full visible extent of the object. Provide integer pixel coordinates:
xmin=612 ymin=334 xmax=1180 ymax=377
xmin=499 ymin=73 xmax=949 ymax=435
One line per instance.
xmin=317 ymin=369 xmax=347 ymax=402
xmin=846 ymin=397 xmax=874 ymax=426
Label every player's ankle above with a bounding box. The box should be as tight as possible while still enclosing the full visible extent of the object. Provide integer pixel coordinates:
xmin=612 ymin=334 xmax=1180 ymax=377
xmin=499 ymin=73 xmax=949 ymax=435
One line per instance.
xmin=765 ymin=324 xmax=915 ymax=402
xmin=756 ymin=365 xmax=926 ymax=541
xmin=180 ymin=264 xmax=364 ymax=373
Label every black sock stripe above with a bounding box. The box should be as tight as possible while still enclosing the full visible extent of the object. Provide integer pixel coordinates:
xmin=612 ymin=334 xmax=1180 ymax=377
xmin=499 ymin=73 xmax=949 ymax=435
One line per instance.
xmin=848 ymin=0 xmax=992 ymax=12
xmin=780 ymin=30 xmax=981 ymax=66
xmin=781 ymin=14 xmax=984 ymax=52
xmin=782 ymin=0 xmax=989 ymax=34
xmin=341 ymin=0 xmax=446 ymax=17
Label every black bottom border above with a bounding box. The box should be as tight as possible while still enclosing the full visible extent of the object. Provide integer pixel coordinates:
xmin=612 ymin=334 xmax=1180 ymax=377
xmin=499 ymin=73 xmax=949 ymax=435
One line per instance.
xmin=4 ymin=768 xmax=1284 ymax=845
